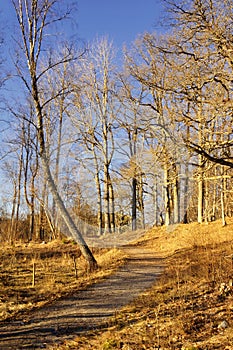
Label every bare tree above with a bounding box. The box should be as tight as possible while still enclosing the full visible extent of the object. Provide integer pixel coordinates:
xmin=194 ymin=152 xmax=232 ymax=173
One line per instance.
xmin=72 ymin=37 xmax=117 ymax=235
xmin=162 ymin=0 xmax=233 ymax=169
xmin=122 ymin=34 xmax=186 ymax=225
xmin=11 ymin=0 xmax=97 ymax=271
xmin=158 ymin=0 xmax=233 ymax=222
xmin=116 ymin=75 xmax=148 ymax=230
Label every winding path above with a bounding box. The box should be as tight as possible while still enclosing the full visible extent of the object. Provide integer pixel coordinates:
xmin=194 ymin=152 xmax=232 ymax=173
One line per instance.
xmin=0 ymin=246 xmax=164 ymax=349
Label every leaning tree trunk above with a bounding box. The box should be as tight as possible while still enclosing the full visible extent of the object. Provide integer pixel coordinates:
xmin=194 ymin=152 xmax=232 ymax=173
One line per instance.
xmin=34 ymin=82 xmax=98 ymax=271
xmin=40 ymin=148 xmax=98 ymax=271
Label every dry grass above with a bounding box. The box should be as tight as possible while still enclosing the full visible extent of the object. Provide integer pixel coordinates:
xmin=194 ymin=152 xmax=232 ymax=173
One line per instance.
xmin=53 ymin=218 xmax=233 ymax=349
xmin=0 ymin=239 xmax=126 ymax=322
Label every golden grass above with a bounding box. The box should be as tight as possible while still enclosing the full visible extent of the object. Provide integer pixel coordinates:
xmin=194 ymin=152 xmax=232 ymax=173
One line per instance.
xmin=53 ymin=218 xmax=233 ymax=349
xmin=138 ymin=218 xmax=233 ymax=254
xmin=0 ymin=241 xmax=126 ymax=322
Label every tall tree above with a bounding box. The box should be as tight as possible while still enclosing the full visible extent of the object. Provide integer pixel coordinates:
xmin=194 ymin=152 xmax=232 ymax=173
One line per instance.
xmin=162 ymin=0 xmax=233 ymax=169
xmin=72 ymin=37 xmax=117 ymax=235
xmin=11 ymin=0 xmax=97 ymax=271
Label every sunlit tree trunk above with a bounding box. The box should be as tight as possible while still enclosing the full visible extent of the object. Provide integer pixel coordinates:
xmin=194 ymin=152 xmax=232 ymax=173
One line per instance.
xmin=197 ymin=104 xmax=205 ymax=224
xmin=131 ymin=128 xmax=138 ymax=231
xmin=173 ymin=174 xmax=179 ymax=224
xmin=92 ymin=148 xmax=103 ymax=236
xmin=109 ymin=180 xmax=115 ymax=232
xmin=138 ymin=171 xmax=145 ymax=229
xmin=164 ymin=161 xmax=171 ymax=226
xmin=14 ymin=148 xmax=23 ymax=240
xmin=153 ymin=175 xmax=159 ymax=226
xmin=183 ymin=162 xmax=189 ymax=224
xmin=220 ymin=167 xmax=227 ymax=226
xmin=132 ymin=176 xmax=137 ymax=231
xmin=197 ymin=163 xmax=204 ymax=224
xmin=9 ymin=177 xmax=17 ymax=243
xmin=102 ymin=56 xmax=114 ymax=234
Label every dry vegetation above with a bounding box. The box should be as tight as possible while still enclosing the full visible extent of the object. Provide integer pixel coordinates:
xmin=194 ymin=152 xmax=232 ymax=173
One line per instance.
xmin=0 ymin=239 xmax=126 ymax=322
xmin=51 ymin=219 xmax=233 ymax=350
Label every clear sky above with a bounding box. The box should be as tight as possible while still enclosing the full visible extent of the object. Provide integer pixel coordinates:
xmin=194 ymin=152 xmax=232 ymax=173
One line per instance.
xmin=1 ymin=1 xmax=163 ymax=49
xmin=76 ymin=0 xmax=163 ymax=47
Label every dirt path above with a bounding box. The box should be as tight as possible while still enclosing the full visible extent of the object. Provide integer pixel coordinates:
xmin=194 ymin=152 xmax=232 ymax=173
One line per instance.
xmin=0 ymin=246 xmax=164 ymax=349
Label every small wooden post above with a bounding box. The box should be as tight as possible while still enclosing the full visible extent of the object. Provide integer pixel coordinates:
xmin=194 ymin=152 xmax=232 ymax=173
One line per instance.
xmin=72 ymin=255 xmax=78 ymax=279
xmin=32 ymin=262 xmax=36 ymax=287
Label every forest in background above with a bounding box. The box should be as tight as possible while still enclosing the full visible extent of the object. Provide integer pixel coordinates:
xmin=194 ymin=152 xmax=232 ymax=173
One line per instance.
xmin=0 ymin=0 xmax=232 ymax=244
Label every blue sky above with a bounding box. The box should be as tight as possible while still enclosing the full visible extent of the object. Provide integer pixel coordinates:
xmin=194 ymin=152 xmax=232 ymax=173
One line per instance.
xmin=1 ymin=1 xmax=163 ymax=49
xmin=76 ymin=0 xmax=163 ymax=47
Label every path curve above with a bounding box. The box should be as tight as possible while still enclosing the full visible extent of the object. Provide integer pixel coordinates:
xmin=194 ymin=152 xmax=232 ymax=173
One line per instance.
xmin=0 ymin=246 xmax=164 ymax=349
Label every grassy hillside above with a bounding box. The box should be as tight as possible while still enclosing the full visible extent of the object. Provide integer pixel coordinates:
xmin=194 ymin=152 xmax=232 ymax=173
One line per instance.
xmin=53 ymin=219 xmax=233 ymax=350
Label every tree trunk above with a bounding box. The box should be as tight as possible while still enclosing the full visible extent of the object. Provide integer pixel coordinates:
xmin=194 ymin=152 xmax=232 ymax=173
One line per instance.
xmin=153 ymin=175 xmax=159 ymax=226
xmin=183 ymin=163 xmax=189 ymax=223
xmin=28 ymin=188 xmax=35 ymax=241
xmin=197 ymin=161 xmax=204 ymax=224
xmin=173 ymin=175 xmax=179 ymax=224
xmin=95 ymin=172 xmax=103 ymax=236
xmin=164 ymin=162 xmax=171 ymax=226
xmin=9 ymin=179 xmax=17 ymax=244
xmin=15 ymin=148 xmax=23 ymax=240
xmin=109 ymin=180 xmax=115 ymax=233
xmin=52 ymin=70 xmax=67 ymax=239
xmin=221 ymin=167 xmax=226 ymax=226
xmin=103 ymin=164 xmax=111 ymax=234
xmin=92 ymin=146 xmax=103 ymax=236
xmin=132 ymin=176 xmax=137 ymax=231
xmin=138 ymin=172 xmax=145 ymax=229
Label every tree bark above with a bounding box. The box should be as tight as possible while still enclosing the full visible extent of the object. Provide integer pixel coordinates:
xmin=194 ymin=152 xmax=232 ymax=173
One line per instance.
xmin=132 ymin=176 xmax=137 ymax=231
xmin=109 ymin=180 xmax=115 ymax=233
xmin=197 ymin=167 xmax=204 ymax=224
xmin=164 ymin=162 xmax=171 ymax=226
xmin=221 ymin=167 xmax=226 ymax=227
